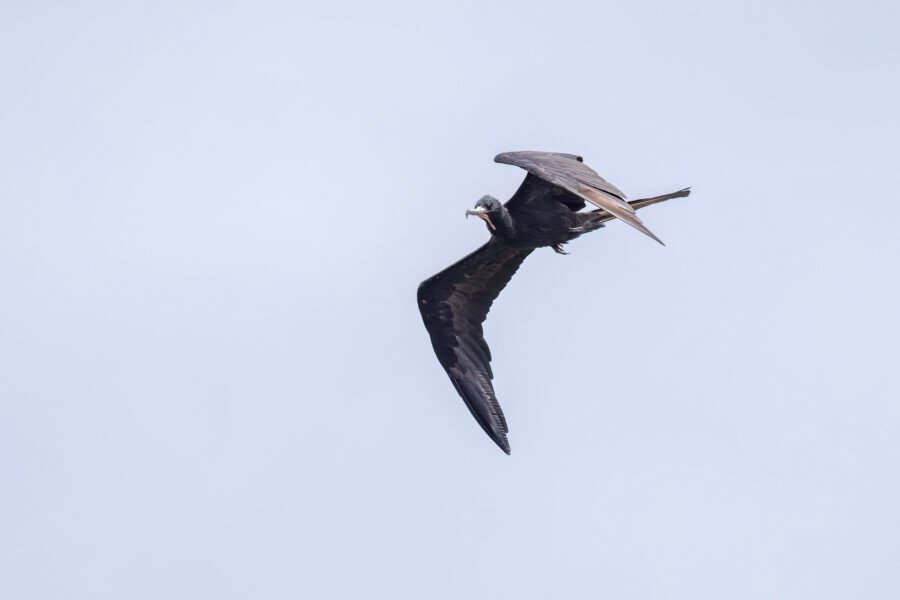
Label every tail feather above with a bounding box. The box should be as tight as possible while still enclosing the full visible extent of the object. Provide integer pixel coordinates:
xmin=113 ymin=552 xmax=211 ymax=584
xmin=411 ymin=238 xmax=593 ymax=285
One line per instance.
xmin=590 ymin=187 xmax=690 ymax=224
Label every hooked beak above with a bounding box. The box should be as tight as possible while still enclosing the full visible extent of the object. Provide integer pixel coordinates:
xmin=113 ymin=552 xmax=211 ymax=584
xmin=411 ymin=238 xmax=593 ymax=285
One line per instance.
xmin=465 ymin=206 xmax=496 ymax=230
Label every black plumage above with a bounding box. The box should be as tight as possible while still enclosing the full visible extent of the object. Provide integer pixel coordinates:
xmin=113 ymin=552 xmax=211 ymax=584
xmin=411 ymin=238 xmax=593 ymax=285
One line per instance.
xmin=417 ymin=151 xmax=689 ymax=454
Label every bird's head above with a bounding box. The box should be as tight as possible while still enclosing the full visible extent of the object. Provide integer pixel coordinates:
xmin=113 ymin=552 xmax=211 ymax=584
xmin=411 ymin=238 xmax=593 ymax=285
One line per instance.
xmin=466 ymin=195 xmax=503 ymax=230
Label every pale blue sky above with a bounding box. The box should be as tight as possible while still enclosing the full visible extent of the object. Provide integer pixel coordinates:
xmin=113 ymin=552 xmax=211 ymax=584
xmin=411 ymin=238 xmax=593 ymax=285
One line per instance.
xmin=2 ymin=1 xmax=899 ymax=598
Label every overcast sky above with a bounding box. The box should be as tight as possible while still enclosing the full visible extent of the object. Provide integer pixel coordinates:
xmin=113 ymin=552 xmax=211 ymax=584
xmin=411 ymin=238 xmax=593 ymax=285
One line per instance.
xmin=3 ymin=1 xmax=900 ymax=598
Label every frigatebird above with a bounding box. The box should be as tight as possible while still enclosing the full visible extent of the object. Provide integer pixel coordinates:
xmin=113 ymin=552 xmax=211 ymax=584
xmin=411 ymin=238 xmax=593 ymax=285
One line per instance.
xmin=417 ymin=151 xmax=689 ymax=454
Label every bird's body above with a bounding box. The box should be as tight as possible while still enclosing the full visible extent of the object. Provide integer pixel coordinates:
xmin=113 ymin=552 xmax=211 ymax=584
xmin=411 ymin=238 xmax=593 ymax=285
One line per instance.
xmin=418 ymin=151 xmax=689 ymax=454
xmin=476 ymin=184 xmax=607 ymax=252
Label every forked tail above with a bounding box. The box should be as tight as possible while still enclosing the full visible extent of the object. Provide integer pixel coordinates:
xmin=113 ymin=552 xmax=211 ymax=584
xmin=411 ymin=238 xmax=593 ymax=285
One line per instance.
xmin=590 ymin=188 xmax=691 ymax=224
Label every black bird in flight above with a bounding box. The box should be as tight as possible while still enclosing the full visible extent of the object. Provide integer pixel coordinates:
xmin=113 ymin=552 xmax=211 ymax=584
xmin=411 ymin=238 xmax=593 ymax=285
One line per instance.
xmin=417 ymin=151 xmax=689 ymax=454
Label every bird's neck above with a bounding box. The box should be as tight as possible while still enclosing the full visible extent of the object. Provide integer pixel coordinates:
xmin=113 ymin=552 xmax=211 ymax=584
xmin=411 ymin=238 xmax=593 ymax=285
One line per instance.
xmin=489 ymin=207 xmax=516 ymax=241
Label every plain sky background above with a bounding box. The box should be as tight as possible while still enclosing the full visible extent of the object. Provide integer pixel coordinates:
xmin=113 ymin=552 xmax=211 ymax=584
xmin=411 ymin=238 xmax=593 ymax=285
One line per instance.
xmin=2 ymin=1 xmax=899 ymax=598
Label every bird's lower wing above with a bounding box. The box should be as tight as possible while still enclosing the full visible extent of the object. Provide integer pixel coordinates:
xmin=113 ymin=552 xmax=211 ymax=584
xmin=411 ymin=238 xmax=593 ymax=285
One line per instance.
xmin=495 ymin=151 xmax=664 ymax=244
xmin=417 ymin=239 xmax=533 ymax=454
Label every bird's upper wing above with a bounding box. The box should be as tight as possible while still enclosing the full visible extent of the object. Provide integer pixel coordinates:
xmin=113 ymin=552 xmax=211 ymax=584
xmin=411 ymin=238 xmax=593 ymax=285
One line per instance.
xmin=417 ymin=238 xmax=533 ymax=454
xmin=495 ymin=151 xmax=663 ymax=244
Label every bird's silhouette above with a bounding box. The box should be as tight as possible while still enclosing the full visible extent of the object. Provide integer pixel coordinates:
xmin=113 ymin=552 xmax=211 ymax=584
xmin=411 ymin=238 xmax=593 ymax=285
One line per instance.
xmin=418 ymin=151 xmax=690 ymax=453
